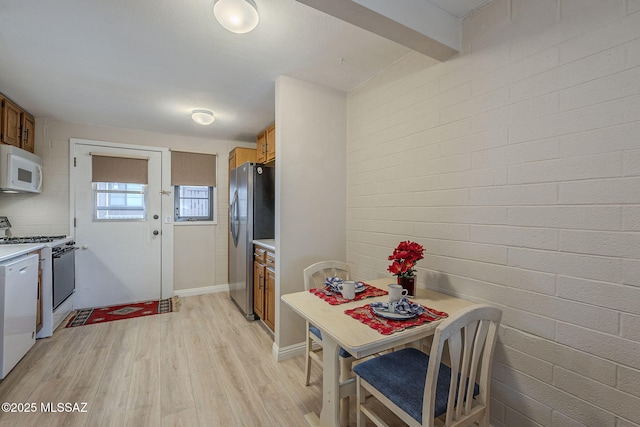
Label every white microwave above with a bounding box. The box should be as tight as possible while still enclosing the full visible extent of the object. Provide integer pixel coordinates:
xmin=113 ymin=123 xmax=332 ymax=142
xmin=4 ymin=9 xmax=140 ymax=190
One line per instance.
xmin=0 ymin=145 xmax=43 ymax=193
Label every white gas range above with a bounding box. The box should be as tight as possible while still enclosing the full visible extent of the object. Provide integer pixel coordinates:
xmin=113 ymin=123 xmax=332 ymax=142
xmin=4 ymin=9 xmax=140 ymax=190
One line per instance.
xmin=0 ymin=218 xmax=77 ymax=338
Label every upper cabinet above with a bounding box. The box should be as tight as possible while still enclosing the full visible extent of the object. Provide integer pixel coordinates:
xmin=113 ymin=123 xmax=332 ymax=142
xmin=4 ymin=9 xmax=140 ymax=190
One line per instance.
xmin=0 ymin=94 xmax=35 ymax=153
xmin=266 ymin=123 xmax=275 ymax=162
xmin=1 ymin=97 xmax=21 ymax=148
xmin=21 ymin=112 xmax=35 ymax=153
xmin=256 ymin=122 xmax=275 ymax=164
xmin=229 ymin=147 xmax=257 ymax=172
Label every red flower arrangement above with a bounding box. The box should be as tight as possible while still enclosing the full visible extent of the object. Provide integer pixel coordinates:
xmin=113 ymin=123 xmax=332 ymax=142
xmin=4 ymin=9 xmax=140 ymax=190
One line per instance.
xmin=387 ymin=241 xmax=425 ymax=278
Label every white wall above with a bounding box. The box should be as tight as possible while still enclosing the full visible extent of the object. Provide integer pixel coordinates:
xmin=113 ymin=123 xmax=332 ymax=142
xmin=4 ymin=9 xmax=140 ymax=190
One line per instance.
xmin=275 ymin=76 xmax=347 ymax=352
xmin=0 ymin=119 xmax=252 ymax=292
xmin=347 ymin=1 xmax=640 ymax=426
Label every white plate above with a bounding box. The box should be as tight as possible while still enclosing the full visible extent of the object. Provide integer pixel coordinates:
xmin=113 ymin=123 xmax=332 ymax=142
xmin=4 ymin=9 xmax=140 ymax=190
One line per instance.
xmin=371 ymin=306 xmax=417 ymax=320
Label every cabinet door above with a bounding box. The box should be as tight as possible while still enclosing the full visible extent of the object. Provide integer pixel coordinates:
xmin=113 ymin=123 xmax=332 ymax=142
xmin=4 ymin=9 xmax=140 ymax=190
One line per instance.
xmin=256 ymin=131 xmax=267 ymax=163
xmin=230 ymin=147 xmax=257 ymax=171
xmin=1 ymin=98 xmax=22 ymax=147
xmin=264 ymin=267 xmax=275 ymax=331
xmin=266 ymin=124 xmax=276 ymax=162
xmin=21 ymin=113 xmax=35 ymax=153
xmin=253 ymin=260 xmax=265 ymax=319
xmin=228 ymin=149 xmax=236 ymax=173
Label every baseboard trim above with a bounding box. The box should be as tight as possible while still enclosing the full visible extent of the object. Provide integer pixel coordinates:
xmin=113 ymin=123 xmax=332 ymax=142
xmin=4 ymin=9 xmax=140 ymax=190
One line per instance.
xmin=173 ymin=284 xmax=229 ymax=298
xmin=273 ymin=341 xmax=306 ymax=362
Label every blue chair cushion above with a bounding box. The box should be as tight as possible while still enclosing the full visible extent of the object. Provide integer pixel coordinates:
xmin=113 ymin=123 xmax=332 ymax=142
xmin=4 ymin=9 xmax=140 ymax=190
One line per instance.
xmin=353 ymin=347 xmax=479 ymax=424
xmin=309 ymin=325 xmax=352 ymax=358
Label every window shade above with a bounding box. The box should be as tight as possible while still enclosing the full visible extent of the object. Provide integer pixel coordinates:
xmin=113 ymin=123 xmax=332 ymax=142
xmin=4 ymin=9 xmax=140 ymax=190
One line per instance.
xmin=91 ymin=153 xmax=148 ymax=184
xmin=171 ymin=151 xmax=217 ymax=186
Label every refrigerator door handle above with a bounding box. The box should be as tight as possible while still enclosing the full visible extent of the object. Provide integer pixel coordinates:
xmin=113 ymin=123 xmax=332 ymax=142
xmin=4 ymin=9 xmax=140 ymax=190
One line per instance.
xmin=230 ymin=190 xmax=240 ymax=247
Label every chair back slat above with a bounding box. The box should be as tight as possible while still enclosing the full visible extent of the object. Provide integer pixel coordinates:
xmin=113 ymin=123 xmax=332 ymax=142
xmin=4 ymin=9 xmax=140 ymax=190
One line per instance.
xmin=422 ymin=304 xmax=502 ymax=427
xmin=454 ymin=321 xmax=478 ymax=421
xmin=423 ymin=338 xmax=444 ymax=427
xmin=445 ymin=331 xmax=462 ymax=426
xmin=303 ymin=260 xmax=350 ymax=290
xmin=477 ymin=319 xmax=500 ymax=407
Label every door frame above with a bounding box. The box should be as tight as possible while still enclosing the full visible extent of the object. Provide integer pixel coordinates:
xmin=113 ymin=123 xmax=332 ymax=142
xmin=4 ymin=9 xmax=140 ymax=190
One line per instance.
xmin=69 ymin=138 xmax=174 ymax=300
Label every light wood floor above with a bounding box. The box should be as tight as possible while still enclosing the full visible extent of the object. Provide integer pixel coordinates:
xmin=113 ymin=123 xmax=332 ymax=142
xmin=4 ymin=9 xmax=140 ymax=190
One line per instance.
xmin=0 ymin=292 xmax=327 ymax=427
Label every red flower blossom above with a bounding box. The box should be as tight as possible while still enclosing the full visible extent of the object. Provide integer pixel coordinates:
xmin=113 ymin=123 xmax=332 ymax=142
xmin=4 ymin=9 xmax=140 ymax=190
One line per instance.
xmin=387 ymin=241 xmax=425 ymax=278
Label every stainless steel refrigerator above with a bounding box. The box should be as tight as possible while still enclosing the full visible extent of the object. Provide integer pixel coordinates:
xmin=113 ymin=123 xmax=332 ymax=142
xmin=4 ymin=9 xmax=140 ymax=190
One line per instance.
xmin=229 ymin=162 xmax=275 ymax=320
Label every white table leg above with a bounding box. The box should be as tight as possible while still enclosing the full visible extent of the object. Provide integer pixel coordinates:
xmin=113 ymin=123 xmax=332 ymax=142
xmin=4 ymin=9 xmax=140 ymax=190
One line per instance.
xmin=319 ymin=335 xmax=341 ymax=427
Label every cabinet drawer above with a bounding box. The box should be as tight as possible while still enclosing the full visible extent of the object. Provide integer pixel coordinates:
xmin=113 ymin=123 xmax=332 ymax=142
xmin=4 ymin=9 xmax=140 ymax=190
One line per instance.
xmin=254 ymin=246 xmax=266 ymax=263
xmin=265 ymin=251 xmax=275 ymax=268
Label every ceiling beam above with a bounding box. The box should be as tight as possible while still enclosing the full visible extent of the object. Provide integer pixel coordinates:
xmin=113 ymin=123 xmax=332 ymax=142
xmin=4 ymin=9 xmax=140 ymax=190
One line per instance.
xmin=295 ymin=0 xmax=461 ymax=62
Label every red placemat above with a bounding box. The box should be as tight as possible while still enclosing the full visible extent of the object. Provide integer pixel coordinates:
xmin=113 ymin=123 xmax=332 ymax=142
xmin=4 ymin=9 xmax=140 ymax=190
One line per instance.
xmin=344 ymin=303 xmax=448 ymax=335
xmin=309 ymin=283 xmax=388 ymax=305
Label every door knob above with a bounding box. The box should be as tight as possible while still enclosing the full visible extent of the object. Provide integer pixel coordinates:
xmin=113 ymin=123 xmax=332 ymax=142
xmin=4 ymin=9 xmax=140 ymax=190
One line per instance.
xmin=153 ymin=230 xmax=159 ymax=236
xmin=153 ymin=214 xmax=159 ymax=219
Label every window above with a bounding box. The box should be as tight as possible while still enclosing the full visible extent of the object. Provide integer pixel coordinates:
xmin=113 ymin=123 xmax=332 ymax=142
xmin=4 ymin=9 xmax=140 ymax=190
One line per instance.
xmin=174 ymin=185 xmax=214 ymax=221
xmin=171 ymin=150 xmax=217 ymax=223
xmin=94 ymin=182 xmax=147 ymax=221
xmin=90 ymin=153 xmax=149 ymax=222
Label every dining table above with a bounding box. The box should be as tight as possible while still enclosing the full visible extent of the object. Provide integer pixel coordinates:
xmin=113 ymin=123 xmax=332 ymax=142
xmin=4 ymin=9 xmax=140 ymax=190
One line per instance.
xmin=281 ymin=277 xmax=476 ymax=427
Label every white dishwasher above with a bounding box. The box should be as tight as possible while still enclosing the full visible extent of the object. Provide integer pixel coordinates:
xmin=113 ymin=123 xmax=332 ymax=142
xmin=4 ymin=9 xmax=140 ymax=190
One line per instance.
xmin=0 ymin=253 xmax=38 ymax=379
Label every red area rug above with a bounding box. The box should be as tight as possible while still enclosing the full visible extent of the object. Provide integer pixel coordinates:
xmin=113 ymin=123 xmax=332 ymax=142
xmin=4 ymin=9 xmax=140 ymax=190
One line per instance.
xmin=65 ymin=297 xmax=177 ymax=328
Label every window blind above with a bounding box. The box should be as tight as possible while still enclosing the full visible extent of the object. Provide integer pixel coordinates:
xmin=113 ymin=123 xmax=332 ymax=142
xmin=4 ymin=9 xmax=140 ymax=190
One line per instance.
xmin=91 ymin=153 xmax=149 ymax=184
xmin=171 ymin=151 xmax=217 ymax=186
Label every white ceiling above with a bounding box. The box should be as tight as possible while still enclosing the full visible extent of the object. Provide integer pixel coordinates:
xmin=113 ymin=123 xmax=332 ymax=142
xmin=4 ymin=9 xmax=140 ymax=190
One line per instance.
xmin=0 ymin=0 xmax=490 ymax=142
xmin=428 ymin=0 xmax=492 ymax=18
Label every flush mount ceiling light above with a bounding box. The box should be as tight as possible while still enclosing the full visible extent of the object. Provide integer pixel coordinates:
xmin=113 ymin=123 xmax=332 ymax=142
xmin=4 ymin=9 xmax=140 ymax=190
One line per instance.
xmin=191 ymin=109 xmax=215 ymax=125
xmin=213 ymin=0 xmax=259 ymax=34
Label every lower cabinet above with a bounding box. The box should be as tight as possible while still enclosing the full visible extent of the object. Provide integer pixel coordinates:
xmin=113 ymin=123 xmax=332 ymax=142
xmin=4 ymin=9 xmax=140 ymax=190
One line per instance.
xmin=253 ymin=244 xmax=275 ymax=331
xmin=253 ymin=257 xmax=265 ymax=320
xmin=265 ymin=268 xmax=275 ymax=331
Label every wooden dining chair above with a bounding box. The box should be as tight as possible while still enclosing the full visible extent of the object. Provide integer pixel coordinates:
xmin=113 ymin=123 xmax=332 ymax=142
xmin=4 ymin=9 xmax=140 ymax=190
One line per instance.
xmin=303 ymin=260 xmax=355 ymax=426
xmin=354 ymin=304 xmax=502 ymax=427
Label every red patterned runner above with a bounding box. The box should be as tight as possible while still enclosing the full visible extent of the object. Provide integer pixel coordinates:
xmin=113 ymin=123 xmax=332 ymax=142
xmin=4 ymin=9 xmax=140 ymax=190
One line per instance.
xmin=309 ymin=283 xmax=388 ymax=305
xmin=344 ymin=303 xmax=448 ymax=335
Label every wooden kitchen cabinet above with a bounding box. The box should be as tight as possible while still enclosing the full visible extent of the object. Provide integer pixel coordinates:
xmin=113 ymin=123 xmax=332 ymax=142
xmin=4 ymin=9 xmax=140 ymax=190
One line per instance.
xmin=1 ymin=96 xmax=22 ymax=148
xmin=253 ymin=250 xmax=265 ymax=320
xmin=256 ymin=131 xmax=266 ymax=163
xmin=229 ymin=147 xmax=257 ymax=172
xmin=1 ymin=93 xmax=36 ymax=153
xmin=253 ymin=243 xmax=275 ymax=331
xmin=265 ymin=123 xmax=275 ymax=162
xmin=256 ymin=122 xmax=275 ymax=164
xmin=21 ymin=112 xmax=35 ymax=153
xmin=264 ymin=267 xmax=275 ymax=331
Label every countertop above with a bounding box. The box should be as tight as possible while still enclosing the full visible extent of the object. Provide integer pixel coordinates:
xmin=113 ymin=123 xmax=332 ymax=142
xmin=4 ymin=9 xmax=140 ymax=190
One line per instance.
xmin=0 ymin=243 xmax=45 ymax=263
xmin=253 ymin=239 xmax=275 ymax=251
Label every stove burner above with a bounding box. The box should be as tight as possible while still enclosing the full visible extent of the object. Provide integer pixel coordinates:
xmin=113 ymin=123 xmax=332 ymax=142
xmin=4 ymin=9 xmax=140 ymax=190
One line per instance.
xmin=0 ymin=235 xmax=68 ymax=244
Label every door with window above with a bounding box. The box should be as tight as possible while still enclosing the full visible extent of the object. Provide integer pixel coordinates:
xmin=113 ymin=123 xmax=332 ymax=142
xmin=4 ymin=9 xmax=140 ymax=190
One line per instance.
xmin=73 ymin=142 xmax=163 ymax=309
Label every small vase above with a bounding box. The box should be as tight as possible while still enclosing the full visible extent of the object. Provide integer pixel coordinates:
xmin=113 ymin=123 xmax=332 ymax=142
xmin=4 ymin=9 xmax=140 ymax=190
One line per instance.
xmin=397 ymin=276 xmax=415 ymax=296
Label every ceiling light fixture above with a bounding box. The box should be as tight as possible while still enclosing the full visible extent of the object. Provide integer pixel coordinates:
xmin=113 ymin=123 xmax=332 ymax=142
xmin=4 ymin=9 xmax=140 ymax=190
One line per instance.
xmin=191 ymin=109 xmax=215 ymax=125
xmin=213 ymin=0 xmax=259 ymax=34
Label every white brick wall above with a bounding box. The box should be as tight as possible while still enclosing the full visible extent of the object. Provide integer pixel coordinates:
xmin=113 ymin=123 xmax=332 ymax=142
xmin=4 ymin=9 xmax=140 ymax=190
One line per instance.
xmin=346 ymin=0 xmax=640 ymax=425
